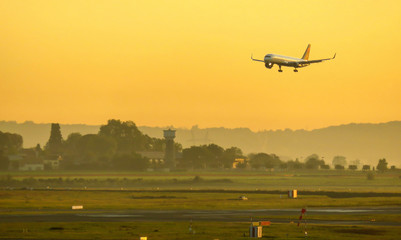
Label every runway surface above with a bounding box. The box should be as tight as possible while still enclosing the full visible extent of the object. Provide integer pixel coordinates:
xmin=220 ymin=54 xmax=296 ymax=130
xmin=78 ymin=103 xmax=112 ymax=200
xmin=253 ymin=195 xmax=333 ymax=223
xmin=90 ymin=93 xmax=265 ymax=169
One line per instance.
xmin=2 ymin=207 xmax=401 ymax=226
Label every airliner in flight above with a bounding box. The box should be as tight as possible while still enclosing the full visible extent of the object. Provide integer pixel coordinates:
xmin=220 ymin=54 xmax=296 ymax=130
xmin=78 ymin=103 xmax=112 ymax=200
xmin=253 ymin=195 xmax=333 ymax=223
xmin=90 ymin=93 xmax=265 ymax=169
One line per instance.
xmin=251 ymin=44 xmax=335 ymax=72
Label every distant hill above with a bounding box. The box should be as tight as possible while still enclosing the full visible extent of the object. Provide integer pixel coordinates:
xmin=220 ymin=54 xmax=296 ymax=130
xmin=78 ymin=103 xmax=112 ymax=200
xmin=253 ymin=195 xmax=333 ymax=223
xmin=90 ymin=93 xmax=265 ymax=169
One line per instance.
xmin=1 ymin=120 xmax=400 ymax=166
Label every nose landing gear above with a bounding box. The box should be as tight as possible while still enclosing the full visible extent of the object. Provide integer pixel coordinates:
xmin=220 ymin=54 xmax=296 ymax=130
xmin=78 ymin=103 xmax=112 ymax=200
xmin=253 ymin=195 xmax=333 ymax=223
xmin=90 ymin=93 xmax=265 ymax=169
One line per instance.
xmin=294 ymin=69 xmax=298 ymax=72
xmin=278 ymin=65 xmax=283 ymax=72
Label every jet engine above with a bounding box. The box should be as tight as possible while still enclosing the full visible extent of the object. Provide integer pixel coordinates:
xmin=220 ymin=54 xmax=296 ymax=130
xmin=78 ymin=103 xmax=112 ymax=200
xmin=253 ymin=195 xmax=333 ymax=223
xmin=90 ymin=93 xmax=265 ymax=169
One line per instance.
xmin=265 ymin=62 xmax=274 ymax=69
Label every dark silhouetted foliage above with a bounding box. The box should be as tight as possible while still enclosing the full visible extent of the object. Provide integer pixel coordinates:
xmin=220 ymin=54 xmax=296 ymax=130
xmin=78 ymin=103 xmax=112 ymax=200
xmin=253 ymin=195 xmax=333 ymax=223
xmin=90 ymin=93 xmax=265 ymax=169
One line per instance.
xmin=112 ymin=153 xmax=149 ymax=171
xmin=332 ymin=155 xmax=347 ymax=167
xmin=320 ymin=164 xmax=330 ymax=169
xmin=377 ymin=158 xmax=388 ymax=171
xmin=99 ymin=120 xmax=149 ymax=152
xmin=180 ymin=144 xmax=244 ymax=169
xmin=248 ymin=153 xmax=282 ymax=169
xmin=287 ymin=159 xmax=304 ymax=169
xmin=0 ymin=150 xmax=9 ymax=170
xmin=45 ymin=123 xmax=63 ymax=154
xmin=221 ymin=147 xmax=244 ymax=168
xmin=304 ymin=154 xmax=325 ymax=169
xmin=335 ymin=164 xmax=345 ymax=170
xmin=362 ymin=165 xmax=371 ymax=171
xmin=367 ymin=171 xmax=375 ymax=180
xmin=0 ymin=131 xmax=23 ymax=154
xmin=348 ymin=165 xmax=357 ymax=170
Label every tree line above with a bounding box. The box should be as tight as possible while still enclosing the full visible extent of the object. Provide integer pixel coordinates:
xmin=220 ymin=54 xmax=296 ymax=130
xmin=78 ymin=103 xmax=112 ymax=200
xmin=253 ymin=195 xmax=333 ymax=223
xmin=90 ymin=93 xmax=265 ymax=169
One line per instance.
xmin=0 ymin=120 xmax=398 ymax=172
xmin=0 ymin=131 xmax=23 ymax=170
xmin=45 ymin=119 xmax=182 ymax=170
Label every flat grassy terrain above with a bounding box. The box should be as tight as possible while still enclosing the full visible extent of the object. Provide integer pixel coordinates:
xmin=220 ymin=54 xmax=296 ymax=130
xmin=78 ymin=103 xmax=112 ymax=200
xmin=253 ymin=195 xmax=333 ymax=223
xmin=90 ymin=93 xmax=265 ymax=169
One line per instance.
xmin=1 ymin=170 xmax=401 ymax=192
xmin=1 ymin=189 xmax=401 ymax=210
xmin=0 ymin=221 xmax=400 ymax=240
xmin=1 ymin=170 xmax=400 ymax=239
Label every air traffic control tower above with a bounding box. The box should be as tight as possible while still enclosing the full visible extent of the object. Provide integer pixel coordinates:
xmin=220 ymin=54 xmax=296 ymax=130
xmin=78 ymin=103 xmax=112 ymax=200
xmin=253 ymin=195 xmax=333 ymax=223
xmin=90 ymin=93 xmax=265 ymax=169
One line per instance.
xmin=164 ymin=129 xmax=176 ymax=169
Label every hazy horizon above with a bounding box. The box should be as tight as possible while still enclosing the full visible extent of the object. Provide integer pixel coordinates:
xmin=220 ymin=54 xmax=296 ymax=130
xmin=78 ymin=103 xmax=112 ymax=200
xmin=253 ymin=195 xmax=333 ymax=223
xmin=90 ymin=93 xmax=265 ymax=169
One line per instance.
xmin=2 ymin=120 xmax=401 ymax=167
xmin=2 ymin=119 xmax=401 ymax=133
xmin=1 ymin=1 xmax=401 ymax=131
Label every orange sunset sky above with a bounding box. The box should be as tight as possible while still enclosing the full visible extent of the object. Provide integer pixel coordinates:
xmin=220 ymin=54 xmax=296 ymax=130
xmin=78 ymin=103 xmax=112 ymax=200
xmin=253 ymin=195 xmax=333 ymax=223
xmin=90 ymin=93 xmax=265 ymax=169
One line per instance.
xmin=1 ymin=0 xmax=400 ymax=131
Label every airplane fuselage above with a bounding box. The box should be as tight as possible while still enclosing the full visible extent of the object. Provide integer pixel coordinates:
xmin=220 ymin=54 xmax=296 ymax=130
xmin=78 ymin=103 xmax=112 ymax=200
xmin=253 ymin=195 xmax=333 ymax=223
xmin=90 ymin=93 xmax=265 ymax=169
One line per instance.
xmin=251 ymin=44 xmax=335 ymax=72
xmin=264 ymin=54 xmax=309 ymax=68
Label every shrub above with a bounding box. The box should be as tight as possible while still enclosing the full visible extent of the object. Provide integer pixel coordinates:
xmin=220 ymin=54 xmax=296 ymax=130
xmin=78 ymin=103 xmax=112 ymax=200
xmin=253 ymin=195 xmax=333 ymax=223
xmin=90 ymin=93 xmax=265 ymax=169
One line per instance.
xmin=362 ymin=165 xmax=370 ymax=171
xmin=193 ymin=175 xmax=203 ymax=182
xmin=367 ymin=172 xmax=375 ymax=180
xmin=348 ymin=165 xmax=357 ymax=170
xmin=320 ymin=164 xmax=330 ymax=170
xmin=335 ymin=165 xmax=345 ymax=170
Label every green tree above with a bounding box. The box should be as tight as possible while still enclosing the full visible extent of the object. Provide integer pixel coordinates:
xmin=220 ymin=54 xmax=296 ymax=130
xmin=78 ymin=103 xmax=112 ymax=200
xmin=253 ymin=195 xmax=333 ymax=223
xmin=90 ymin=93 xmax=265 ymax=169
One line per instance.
xmin=180 ymin=145 xmax=217 ymax=169
xmin=45 ymin=123 xmax=64 ymax=154
xmin=332 ymin=155 xmax=347 ymax=167
xmin=350 ymin=159 xmax=361 ymax=168
xmin=0 ymin=149 xmax=9 ymax=170
xmin=320 ymin=164 xmax=330 ymax=169
xmin=362 ymin=165 xmax=371 ymax=171
xmin=335 ymin=165 xmax=345 ymax=170
xmin=99 ymin=119 xmax=151 ymax=152
xmin=64 ymin=133 xmax=82 ymax=154
xmin=0 ymin=131 xmax=23 ymax=154
xmin=112 ymin=153 xmax=149 ymax=171
xmin=279 ymin=162 xmax=288 ymax=170
xmin=34 ymin=144 xmax=43 ymax=158
xmin=206 ymin=144 xmax=224 ymax=168
xmin=367 ymin=171 xmax=375 ymax=180
xmin=60 ymin=133 xmax=83 ymax=169
xmin=221 ymin=147 xmax=244 ymax=168
xmin=174 ymin=142 xmax=183 ymax=153
xmin=305 ymin=154 xmax=325 ymax=169
xmin=180 ymin=146 xmax=200 ymax=169
xmin=376 ymin=158 xmax=388 ymax=171
xmin=348 ymin=165 xmax=357 ymax=170
xmin=287 ymin=159 xmax=304 ymax=169
xmin=249 ymin=153 xmax=282 ymax=169
xmin=76 ymin=134 xmax=117 ymax=165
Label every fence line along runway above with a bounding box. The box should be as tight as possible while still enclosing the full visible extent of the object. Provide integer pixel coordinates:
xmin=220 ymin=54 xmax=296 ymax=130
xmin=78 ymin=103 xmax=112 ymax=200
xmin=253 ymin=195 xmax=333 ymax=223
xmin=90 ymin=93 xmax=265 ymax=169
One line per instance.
xmin=1 ymin=208 xmax=401 ymax=226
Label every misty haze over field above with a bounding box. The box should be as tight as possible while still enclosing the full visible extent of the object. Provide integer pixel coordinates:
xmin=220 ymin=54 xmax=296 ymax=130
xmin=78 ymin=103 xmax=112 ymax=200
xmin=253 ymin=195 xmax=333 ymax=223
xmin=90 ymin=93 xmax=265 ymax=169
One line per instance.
xmin=1 ymin=121 xmax=400 ymax=166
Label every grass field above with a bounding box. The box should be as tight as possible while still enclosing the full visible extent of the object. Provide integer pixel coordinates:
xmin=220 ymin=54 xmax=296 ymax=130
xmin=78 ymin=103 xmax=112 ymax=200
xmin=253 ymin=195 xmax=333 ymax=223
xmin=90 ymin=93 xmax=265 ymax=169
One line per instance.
xmin=1 ymin=170 xmax=401 ymax=192
xmin=1 ymin=170 xmax=400 ymax=239
xmin=1 ymin=221 xmax=400 ymax=240
xmin=1 ymin=189 xmax=401 ymax=210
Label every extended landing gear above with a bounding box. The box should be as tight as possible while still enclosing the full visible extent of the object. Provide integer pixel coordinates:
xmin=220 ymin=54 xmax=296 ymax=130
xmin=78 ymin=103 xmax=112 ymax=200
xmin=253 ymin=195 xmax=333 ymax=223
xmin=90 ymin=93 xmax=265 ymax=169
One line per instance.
xmin=294 ymin=68 xmax=298 ymax=72
xmin=278 ymin=65 xmax=283 ymax=72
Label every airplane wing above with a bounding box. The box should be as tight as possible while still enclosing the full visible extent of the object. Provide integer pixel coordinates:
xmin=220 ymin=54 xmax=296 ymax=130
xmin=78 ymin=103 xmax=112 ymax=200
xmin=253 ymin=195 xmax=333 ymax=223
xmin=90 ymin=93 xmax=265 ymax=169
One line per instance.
xmin=299 ymin=53 xmax=336 ymax=64
xmin=251 ymin=54 xmax=264 ymax=62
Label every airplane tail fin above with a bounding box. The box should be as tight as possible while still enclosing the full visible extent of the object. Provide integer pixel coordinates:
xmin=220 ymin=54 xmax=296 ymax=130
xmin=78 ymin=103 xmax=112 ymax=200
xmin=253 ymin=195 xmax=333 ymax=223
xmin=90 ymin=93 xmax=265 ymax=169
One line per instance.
xmin=302 ymin=44 xmax=311 ymax=60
